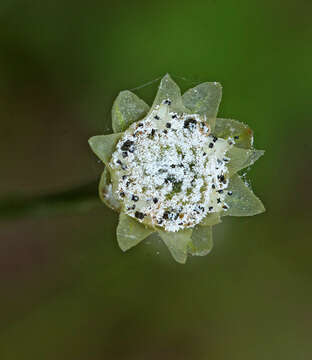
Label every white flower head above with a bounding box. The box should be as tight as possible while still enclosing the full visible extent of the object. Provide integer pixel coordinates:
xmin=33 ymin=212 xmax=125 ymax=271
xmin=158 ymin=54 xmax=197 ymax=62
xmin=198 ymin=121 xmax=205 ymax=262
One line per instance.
xmin=89 ymin=74 xmax=265 ymax=263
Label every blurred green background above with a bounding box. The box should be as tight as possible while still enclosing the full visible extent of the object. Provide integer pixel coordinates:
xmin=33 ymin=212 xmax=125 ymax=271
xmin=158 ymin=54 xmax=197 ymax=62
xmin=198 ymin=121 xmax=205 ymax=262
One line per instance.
xmin=1 ymin=0 xmax=312 ymax=359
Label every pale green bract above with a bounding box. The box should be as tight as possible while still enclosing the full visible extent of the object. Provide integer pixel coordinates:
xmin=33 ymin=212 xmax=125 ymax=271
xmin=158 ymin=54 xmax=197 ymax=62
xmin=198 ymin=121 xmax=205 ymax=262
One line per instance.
xmin=88 ymin=74 xmax=265 ymax=264
xmin=227 ymin=147 xmax=265 ymax=176
xmin=223 ymin=174 xmax=265 ymax=216
xmin=214 ymin=118 xmax=254 ymax=149
xmin=200 ymin=212 xmax=222 ymax=226
xmin=98 ymin=167 xmax=121 ymax=212
xmin=182 ymin=81 xmax=222 ymax=131
xmin=151 ymin=73 xmax=189 ymax=114
xmin=158 ymin=228 xmax=193 ymax=264
xmin=88 ymin=133 xmax=123 ymax=166
xmin=117 ymin=213 xmax=153 ymax=251
xmin=189 ymin=225 xmax=213 ymax=256
xmin=112 ymin=90 xmax=149 ymax=133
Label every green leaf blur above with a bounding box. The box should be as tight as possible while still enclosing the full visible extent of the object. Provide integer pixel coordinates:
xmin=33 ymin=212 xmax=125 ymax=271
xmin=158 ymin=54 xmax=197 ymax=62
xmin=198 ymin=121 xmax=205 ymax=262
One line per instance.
xmin=0 ymin=0 xmax=311 ymax=358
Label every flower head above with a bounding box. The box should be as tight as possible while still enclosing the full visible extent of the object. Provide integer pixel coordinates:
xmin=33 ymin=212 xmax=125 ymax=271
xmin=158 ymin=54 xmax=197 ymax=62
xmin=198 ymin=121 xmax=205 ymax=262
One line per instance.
xmin=89 ymin=74 xmax=265 ymax=263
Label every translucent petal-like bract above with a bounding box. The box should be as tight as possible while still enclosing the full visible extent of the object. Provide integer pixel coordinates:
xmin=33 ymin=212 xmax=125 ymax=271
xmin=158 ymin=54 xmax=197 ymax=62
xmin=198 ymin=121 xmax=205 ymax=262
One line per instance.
xmin=189 ymin=225 xmax=213 ymax=256
xmin=112 ymin=90 xmax=150 ymax=133
xmin=182 ymin=82 xmax=222 ymax=131
xmin=224 ymin=174 xmax=265 ymax=216
xmin=117 ymin=212 xmax=154 ymax=251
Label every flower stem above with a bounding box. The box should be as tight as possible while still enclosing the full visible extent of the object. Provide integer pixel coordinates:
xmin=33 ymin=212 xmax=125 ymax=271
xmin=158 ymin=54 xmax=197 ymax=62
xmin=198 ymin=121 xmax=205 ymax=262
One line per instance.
xmin=0 ymin=181 xmax=101 ymax=222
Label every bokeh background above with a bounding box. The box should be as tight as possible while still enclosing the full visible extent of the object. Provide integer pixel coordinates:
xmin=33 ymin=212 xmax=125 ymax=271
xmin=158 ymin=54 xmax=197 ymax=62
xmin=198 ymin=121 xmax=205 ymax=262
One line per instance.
xmin=1 ymin=0 xmax=312 ymax=359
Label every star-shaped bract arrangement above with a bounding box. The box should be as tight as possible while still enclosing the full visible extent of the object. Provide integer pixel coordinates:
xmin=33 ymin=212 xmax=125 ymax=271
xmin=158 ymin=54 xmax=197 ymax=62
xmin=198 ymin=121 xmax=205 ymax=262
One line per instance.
xmin=89 ymin=74 xmax=265 ymax=263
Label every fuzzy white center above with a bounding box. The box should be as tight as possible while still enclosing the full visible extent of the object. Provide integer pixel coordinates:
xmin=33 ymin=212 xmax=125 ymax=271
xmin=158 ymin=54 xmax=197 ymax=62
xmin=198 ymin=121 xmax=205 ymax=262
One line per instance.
xmin=110 ymin=101 xmax=232 ymax=232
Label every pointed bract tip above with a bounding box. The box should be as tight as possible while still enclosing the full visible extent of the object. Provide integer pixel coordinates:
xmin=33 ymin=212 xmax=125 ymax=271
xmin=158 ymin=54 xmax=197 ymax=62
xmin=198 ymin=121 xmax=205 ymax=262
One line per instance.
xmin=214 ymin=81 xmax=222 ymax=88
xmin=176 ymin=257 xmax=187 ymax=264
xmin=161 ymin=73 xmax=173 ymax=82
xmin=118 ymin=89 xmax=131 ymax=96
xmin=88 ymin=136 xmax=95 ymax=147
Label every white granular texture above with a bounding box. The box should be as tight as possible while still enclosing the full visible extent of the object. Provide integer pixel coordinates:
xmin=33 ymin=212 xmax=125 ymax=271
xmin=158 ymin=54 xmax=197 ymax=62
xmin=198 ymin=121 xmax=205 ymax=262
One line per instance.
xmin=109 ymin=101 xmax=232 ymax=232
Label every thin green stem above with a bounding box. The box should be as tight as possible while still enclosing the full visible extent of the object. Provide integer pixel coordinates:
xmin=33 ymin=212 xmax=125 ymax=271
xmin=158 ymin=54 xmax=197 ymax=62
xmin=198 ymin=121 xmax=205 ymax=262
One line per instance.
xmin=0 ymin=181 xmax=101 ymax=222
